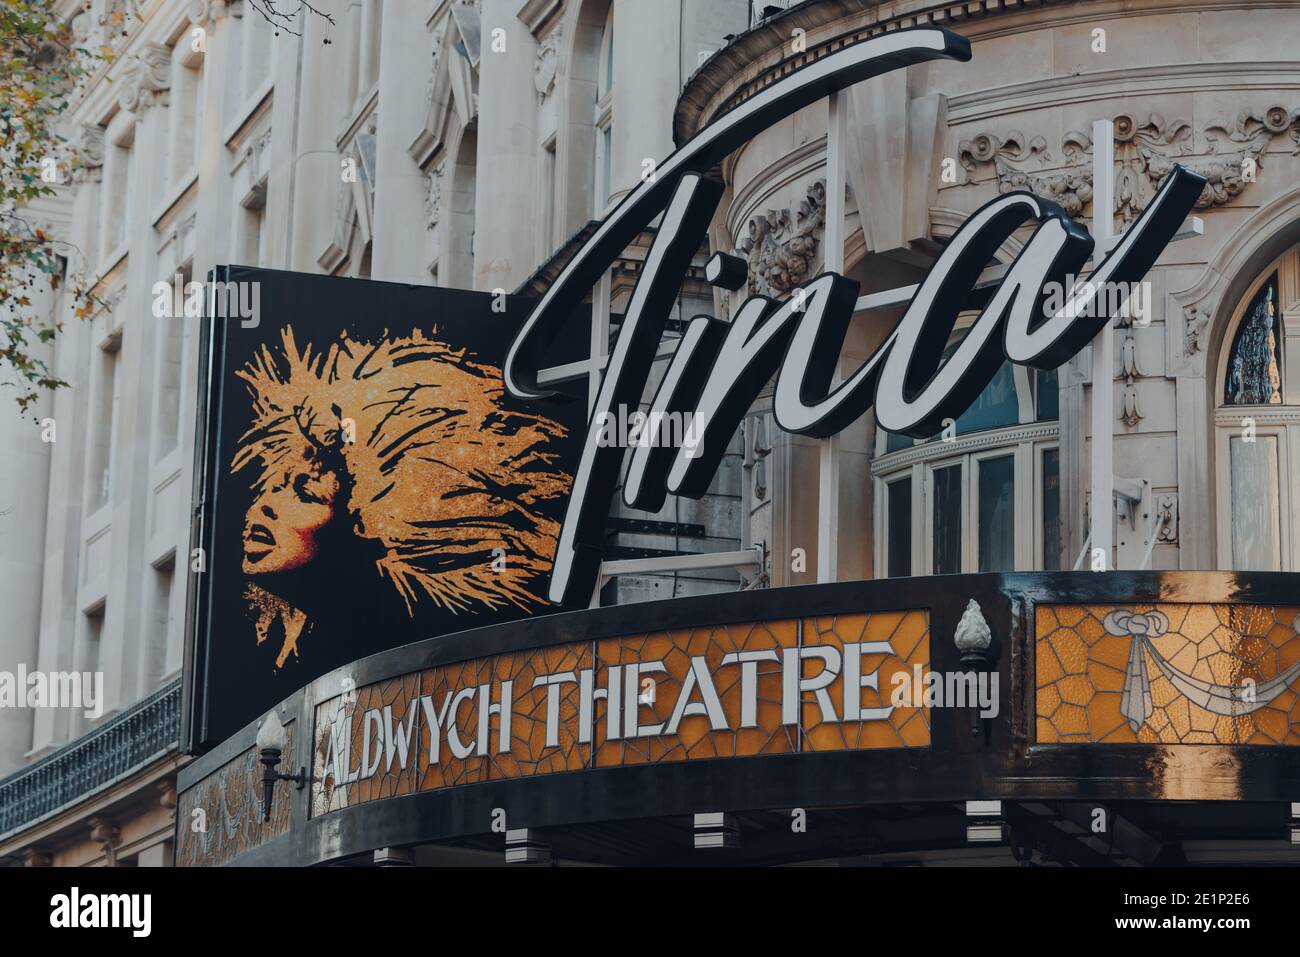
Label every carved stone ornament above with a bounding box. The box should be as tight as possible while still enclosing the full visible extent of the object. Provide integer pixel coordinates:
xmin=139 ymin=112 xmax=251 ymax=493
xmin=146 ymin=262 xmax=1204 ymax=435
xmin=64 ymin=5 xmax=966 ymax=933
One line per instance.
xmin=534 ymin=28 xmax=561 ymax=97
xmin=746 ymin=413 xmax=771 ymax=501
xmin=117 ymin=43 xmax=172 ymax=113
xmin=70 ymin=10 xmax=92 ymax=42
xmin=187 ymin=0 xmax=210 ymax=24
xmin=960 ymin=129 xmax=1093 ymax=216
xmin=962 ymin=108 xmax=1300 ymax=221
xmin=958 ymin=130 xmax=1050 ymax=170
xmin=735 ymin=179 xmax=826 ymax=296
xmin=88 ymin=817 xmax=121 ymax=867
xmin=424 ymin=161 xmax=445 ymax=231
xmin=73 ymin=124 xmax=105 ymax=184
xmin=1155 ymin=494 xmax=1178 ymax=545
xmin=1119 ymin=333 xmax=1143 ymax=427
xmin=1183 ymin=305 xmax=1209 ymax=357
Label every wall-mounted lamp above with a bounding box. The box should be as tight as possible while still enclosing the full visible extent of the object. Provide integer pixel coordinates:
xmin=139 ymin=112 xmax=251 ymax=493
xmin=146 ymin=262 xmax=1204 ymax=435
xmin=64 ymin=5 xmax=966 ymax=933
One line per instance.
xmin=954 ymin=599 xmax=996 ymax=737
xmin=256 ymin=709 xmax=307 ymax=823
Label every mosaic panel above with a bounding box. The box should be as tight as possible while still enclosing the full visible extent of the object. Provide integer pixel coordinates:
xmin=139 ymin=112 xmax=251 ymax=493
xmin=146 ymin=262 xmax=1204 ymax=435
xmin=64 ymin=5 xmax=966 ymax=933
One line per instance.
xmin=313 ymin=612 xmax=930 ymax=816
xmin=175 ymin=722 xmax=295 ymax=867
xmin=1035 ymin=604 xmax=1300 ymax=744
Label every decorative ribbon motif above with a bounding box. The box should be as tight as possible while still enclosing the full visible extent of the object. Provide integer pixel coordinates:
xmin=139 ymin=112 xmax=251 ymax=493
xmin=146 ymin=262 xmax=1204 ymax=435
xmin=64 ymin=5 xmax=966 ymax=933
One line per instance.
xmin=1103 ymin=609 xmax=1300 ymax=732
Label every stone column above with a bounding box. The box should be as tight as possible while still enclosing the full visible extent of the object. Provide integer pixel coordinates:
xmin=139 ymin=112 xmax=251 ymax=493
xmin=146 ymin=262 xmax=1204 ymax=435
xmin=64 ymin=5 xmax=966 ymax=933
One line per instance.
xmin=259 ymin=9 xmax=303 ymax=271
xmin=473 ymin=0 xmax=539 ymax=292
xmin=0 ymin=238 xmax=56 ymax=773
xmin=287 ymin=3 xmax=349 ymax=272
xmin=188 ymin=0 xmax=239 ymax=280
xmin=371 ymin=0 xmax=435 ymax=283
xmin=29 ymin=140 xmax=100 ymax=757
xmin=609 ymin=0 xmax=678 ymax=205
xmin=98 ymin=46 xmax=172 ymax=715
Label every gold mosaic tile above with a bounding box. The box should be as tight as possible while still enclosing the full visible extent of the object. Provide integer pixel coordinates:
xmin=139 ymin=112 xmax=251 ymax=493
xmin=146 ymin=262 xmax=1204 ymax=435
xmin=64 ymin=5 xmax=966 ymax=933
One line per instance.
xmin=176 ymin=723 xmax=296 ymax=867
xmin=312 ymin=612 xmax=930 ymax=815
xmin=1036 ymin=604 xmax=1300 ymax=744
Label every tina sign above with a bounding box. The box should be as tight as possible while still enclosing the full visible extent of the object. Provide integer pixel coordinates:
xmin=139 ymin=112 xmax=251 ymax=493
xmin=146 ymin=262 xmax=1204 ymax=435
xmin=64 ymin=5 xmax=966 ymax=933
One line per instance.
xmin=189 ymin=27 xmax=1205 ymax=751
xmin=503 ymin=26 xmax=1205 ymax=607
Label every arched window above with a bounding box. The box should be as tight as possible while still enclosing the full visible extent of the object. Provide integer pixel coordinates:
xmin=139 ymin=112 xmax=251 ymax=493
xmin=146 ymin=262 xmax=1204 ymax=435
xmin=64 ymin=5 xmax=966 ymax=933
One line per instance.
xmin=873 ymin=317 xmax=1062 ymax=577
xmin=1214 ymin=247 xmax=1298 ymax=570
xmin=1223 ymin=275 xmax=1283 ymax=406
xmin=593 ymin=6 xmax=615 ymax=213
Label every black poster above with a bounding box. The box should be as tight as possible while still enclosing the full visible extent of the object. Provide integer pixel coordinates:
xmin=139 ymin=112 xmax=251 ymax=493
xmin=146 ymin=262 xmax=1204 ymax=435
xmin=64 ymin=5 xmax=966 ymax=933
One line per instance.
xmin=186 ymin=267 xmax=586 ymax=749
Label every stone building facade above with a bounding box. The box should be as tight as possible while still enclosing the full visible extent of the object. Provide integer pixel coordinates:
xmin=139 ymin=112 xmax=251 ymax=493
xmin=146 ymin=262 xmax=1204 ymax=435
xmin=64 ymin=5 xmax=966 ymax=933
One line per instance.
xmin=0 ymin=0 xmax=752 ymax=866
xmin=2 ymin=0 xmax=1298 ymax=866
xmin=682 ymin=0 xmax=1300 ymax=586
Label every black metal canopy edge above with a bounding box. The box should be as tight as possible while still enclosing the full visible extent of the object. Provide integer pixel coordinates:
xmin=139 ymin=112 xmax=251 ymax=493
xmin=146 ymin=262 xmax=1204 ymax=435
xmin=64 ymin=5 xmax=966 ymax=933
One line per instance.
xmin=178 ymin=570 xmax=1300 ymax=865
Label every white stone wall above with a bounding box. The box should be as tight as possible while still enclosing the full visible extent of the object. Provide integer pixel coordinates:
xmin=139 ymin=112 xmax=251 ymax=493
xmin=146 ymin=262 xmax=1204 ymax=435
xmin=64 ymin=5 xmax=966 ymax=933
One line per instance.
xmin=0 ymin=0 xmax=751 ymax=863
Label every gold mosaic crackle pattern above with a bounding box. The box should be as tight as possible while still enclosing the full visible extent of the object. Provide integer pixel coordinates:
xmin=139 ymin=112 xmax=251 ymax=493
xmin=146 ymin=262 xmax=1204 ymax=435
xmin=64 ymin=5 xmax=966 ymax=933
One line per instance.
xmin=313 ymin=612 xmax=929 ymax=816
xmin=1036 ymin=604 xmax=1300 ymax=744
xmin=176 ymin=724 xmax=295 ymax=867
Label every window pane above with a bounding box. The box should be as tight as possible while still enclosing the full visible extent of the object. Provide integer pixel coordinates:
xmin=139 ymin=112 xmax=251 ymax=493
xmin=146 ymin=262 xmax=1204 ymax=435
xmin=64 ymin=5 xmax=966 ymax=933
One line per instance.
xmin=1225 ymin=276 xmax=1283 ymax=406
xmin=886 ymin=478 xmax=912 ymax=578
xmin=932 ymin=464 xmax=962 ymax=574
xmin=601 ymin=20 xmax=614 ymax=96
xmin=1041 ymin=448 xmax=1061 ymax=570
xmin=956 ymin=361 xmax=1019 ymax=434
xmin=600 ymin=126 xmax=613 ymax=204
xmin=885 ymin=429 xmax=912 ymax=453
xmin=918 ymin=348 xmax=1019 ymax=442
xmin=978 ymin=455 xmax=1015 ymax=572
xmin=1230 ymin=436 xmax=1282 ymax=570
xmin=1036 ymin=367 xmax=1059 ymax=421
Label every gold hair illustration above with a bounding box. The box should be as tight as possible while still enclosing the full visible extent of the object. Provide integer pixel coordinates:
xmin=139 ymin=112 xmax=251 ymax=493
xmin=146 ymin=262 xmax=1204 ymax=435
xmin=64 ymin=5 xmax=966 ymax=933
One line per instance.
xmin=231 ymin=326 xmax=572 ymax=663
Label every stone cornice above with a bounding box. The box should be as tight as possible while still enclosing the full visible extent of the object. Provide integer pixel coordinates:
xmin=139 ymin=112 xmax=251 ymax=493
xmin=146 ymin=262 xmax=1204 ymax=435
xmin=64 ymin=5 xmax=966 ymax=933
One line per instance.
xmin=516 ymin=0 xmax=563 ymax=37
xmin=870 ymin=420 xmax=1059 ymax=475
xmin=676 ymin=0 xmax=1072 ymax=147
xmin=674 ymin=0 xmax=1300 ymax=147
xmin=66 ymin=0 xmax=197 ymax=127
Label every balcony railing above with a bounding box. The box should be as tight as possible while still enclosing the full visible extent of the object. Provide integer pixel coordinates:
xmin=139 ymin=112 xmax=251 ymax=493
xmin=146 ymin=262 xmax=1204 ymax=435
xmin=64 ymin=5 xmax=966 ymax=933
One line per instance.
xmin=0 ymin=680 xmax=181 ymax=839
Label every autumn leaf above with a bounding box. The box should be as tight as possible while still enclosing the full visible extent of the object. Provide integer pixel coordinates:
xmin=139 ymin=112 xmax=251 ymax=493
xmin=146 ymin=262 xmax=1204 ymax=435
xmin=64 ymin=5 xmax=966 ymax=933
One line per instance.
xmin=0 ymin=0 xmax=105 ymax=415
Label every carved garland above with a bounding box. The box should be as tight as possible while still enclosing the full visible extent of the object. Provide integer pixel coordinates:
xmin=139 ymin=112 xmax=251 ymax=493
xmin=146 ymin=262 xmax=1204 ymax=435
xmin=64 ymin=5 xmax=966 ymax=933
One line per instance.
xmin=960 ymin=108 xmax=1300 ymax=221
xmin=734 ymin=179 xmax=826 ymax=297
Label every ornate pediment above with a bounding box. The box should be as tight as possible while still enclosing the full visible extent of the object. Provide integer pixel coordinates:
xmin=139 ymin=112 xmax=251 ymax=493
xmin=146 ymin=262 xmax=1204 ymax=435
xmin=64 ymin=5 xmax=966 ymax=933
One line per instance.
xmin=409 ymin=1 xmax=480 ymax=168
xmin=321 ymin=114 xmax=379 ymax=274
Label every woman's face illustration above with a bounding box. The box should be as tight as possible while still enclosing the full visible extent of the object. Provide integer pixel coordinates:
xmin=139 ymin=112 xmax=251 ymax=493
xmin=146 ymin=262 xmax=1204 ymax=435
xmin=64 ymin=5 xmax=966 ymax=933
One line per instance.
xmin=241 ymin=444 xmax=341 ymax=575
